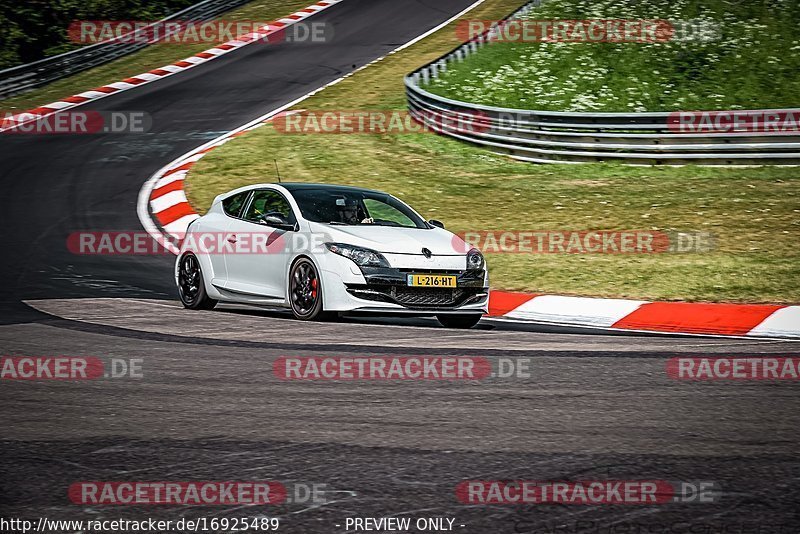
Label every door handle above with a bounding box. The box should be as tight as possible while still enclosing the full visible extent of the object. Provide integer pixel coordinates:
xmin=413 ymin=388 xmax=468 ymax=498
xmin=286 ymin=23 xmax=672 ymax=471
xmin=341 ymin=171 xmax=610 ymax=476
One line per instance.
xmin=227 ymin=235 xmax=238 ymax=243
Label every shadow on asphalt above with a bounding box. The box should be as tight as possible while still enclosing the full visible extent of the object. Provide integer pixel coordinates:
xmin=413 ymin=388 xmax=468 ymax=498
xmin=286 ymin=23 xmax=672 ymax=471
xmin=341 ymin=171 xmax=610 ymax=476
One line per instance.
xmin=211 ymin=302 xmax=684 ymax=338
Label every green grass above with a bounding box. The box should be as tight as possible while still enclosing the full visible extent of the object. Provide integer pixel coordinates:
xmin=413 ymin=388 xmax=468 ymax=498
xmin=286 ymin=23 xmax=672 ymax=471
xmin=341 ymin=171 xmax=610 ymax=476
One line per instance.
xmin=426 ymin=0 xmax=800 ymax=111
xmin=0 ymin=0 xmax=315 ymax=112
xmin=185 ymin=0 xmax=800 ymax=304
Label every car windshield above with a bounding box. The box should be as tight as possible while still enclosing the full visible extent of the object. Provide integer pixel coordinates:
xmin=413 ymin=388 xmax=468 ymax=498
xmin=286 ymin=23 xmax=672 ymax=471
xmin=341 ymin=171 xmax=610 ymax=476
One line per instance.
xmin=289 ymin=188 xmax=428 ymax=229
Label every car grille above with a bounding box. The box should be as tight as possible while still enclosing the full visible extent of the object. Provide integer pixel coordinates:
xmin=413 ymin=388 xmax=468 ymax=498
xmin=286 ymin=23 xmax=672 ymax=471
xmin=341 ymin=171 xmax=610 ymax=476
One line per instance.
xmin=347 ymin=285 xmax=485 ymax=308
xmin=400 ymin=287 xmax=463 ymax=306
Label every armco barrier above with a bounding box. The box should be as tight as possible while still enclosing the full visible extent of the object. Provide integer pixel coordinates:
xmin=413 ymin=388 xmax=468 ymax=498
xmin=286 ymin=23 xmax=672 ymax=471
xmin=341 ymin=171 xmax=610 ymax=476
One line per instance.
xmin=0 ymin=0 xmax=251 ymax=99
xmin=404 ymin=0 xmax=800 ymax=165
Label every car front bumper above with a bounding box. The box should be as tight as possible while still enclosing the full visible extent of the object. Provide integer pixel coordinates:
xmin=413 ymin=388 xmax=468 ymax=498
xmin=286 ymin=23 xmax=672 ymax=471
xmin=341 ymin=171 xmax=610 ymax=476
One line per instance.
xmin=317 ymin=253 xmax=489 ymax=314
xmin=345 ymin=266 xmax=487 ymax=310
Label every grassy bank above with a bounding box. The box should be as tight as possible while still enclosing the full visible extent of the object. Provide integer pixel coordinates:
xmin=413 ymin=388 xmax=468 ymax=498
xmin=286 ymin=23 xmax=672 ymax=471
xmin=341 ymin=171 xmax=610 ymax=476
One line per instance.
xmin=0 ymin=0 xmax=314 ymax=112
xmin=185 ymin=0 xmax=799 ymax=303
xmin=426 ymin=0 xmax=800 ymax=111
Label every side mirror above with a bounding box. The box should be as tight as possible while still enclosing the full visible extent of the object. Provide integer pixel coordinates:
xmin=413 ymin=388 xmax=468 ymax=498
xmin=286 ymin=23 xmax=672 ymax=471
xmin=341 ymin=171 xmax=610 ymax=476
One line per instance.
xmin=261 ymin=214 xmax=294 ymax=230
xmin=428 ymin=219 xmax=445 ymax=229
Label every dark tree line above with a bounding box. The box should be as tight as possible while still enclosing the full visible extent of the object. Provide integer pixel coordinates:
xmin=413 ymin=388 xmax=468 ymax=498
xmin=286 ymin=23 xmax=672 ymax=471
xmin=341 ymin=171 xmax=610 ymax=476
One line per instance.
xmin=0 ymin=0 xmax=196 ymax=69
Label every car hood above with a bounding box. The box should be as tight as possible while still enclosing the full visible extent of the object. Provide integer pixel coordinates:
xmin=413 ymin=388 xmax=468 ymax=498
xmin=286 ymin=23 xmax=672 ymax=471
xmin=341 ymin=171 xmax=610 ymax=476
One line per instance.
xmin=307 ymin=222 xmax=465 ymax=256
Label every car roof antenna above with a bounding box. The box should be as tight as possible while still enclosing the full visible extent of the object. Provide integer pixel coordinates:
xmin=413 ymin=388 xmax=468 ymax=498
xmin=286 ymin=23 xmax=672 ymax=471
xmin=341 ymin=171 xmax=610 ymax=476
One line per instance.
xmin=273 ymin=159 xmax=282 ymax=183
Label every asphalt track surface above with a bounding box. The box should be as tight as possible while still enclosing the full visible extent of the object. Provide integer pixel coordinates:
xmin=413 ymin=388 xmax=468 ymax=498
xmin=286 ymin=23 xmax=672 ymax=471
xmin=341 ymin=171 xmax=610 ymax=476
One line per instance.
xmin=1 ymin=1 xmax=800 ymax=532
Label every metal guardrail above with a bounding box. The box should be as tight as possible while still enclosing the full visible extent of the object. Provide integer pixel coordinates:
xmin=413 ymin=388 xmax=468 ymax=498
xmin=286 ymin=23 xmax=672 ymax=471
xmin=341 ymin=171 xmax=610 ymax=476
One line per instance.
xmin=404 ymin=0 xmax=800 ymax=165
xmin=0 ymin=0 xmax=252 ymax=99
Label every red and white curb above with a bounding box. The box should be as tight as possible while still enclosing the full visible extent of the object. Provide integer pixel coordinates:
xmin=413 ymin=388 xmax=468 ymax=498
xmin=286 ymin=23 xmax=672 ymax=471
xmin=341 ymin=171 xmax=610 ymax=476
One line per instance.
xmin=0 ymin=0 xmax=344 ymax=132
xmin=488 ymin=292 xmax=800 ymax=339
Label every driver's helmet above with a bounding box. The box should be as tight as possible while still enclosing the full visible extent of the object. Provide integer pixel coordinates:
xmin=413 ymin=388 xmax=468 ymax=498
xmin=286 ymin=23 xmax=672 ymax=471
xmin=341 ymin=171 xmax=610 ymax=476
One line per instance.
xmin=335 ymin=197 xmax=361 ymax=224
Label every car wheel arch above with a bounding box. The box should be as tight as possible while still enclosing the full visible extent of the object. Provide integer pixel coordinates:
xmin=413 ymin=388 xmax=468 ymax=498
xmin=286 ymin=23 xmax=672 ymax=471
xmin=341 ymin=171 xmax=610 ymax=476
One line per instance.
xmin=179 ymin=248 xmax=217 ymax=291
xmin=286 ymin=254 xmax=327 ymax=310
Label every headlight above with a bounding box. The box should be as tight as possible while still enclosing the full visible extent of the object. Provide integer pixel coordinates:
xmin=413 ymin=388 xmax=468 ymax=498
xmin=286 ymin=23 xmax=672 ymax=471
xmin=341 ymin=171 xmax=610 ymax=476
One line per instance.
xmin=325 ymin=243 xmax=390 ymax=268
xmin=466 ymin=248 xmax=484 ymax=270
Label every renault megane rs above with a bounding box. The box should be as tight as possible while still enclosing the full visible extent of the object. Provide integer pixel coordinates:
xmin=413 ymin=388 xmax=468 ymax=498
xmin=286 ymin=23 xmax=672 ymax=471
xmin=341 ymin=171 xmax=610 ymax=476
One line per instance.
xmin=175 ymin=183 xmax=489 ymax=328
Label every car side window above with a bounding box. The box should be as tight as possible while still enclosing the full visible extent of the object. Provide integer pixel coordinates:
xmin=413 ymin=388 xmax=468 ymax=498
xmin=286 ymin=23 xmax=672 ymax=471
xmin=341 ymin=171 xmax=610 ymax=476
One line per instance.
xmin=222 ymin=192 xmax=248 ymax=217
xmin=243 ymin=190 xmax=295 ymax=223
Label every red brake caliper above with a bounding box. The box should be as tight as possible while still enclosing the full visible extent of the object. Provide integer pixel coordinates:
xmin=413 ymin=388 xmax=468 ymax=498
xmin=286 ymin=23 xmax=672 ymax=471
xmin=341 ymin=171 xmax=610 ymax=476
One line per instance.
xmin=311 ymin=278 xmax=318 ymax=299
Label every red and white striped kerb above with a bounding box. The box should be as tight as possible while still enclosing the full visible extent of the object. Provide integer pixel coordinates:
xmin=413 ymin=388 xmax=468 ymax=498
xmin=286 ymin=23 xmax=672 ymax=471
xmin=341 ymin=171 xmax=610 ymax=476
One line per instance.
xmin=488 ymin=292 xmax=800 ymax=338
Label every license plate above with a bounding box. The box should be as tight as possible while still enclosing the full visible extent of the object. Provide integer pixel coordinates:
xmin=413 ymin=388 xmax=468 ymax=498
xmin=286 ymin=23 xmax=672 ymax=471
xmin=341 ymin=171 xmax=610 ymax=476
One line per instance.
xmin=407 ymin=274 xmax=457 ymax=287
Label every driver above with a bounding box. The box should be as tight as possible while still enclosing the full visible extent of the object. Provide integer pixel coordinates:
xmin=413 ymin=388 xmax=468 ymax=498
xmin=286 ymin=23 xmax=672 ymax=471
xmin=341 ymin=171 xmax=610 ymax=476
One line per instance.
xmin=335 ymin=198 xmax=372 ymax=224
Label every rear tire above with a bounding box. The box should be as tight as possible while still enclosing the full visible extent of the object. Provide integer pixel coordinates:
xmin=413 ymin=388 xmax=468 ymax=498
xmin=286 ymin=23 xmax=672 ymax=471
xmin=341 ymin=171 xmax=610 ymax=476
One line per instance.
xmin=436 ymin=313 xmax=482 ymax=329
xmin=177 ymin=253 xmax=217 ymax=310
xmin=289 ymin=257 xmax=334 ymax=321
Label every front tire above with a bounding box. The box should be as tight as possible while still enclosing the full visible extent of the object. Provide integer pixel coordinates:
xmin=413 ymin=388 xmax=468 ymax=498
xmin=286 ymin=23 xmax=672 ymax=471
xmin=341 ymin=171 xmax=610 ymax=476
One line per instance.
xmin=289 ymin=257 xmax=333 ymax=321
xmin=177 ymin=253 xmax=217 ymax=310
xmin=436 ymin=313 xmax=482 ymax=329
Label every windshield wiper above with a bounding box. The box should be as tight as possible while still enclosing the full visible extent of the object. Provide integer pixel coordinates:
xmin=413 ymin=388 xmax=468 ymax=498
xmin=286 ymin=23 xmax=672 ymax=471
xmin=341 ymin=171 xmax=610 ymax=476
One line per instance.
xmin=327 ymin=221 xmax=351 ymax=225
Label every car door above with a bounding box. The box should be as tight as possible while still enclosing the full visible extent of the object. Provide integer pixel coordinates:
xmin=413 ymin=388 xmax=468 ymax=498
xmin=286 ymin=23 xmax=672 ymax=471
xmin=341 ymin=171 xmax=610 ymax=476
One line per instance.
xmin=224 ymin=188 xmax=296 ymax=299
xmin=204 ymin=190 xmax=250 ymax=287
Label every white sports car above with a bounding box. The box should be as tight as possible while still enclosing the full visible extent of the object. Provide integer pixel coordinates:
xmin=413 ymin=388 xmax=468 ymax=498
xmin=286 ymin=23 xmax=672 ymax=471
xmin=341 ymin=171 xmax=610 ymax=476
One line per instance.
xmin=175 ymin=183 xmax=489 ymax=328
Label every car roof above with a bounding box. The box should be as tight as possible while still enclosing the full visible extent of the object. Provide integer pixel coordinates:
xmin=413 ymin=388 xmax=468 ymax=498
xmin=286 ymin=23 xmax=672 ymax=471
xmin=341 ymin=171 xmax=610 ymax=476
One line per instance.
xmin=277 ymin=182 xmax=386 ymax=195
xmin=213 ymin=182 xmax=389 ymax=207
